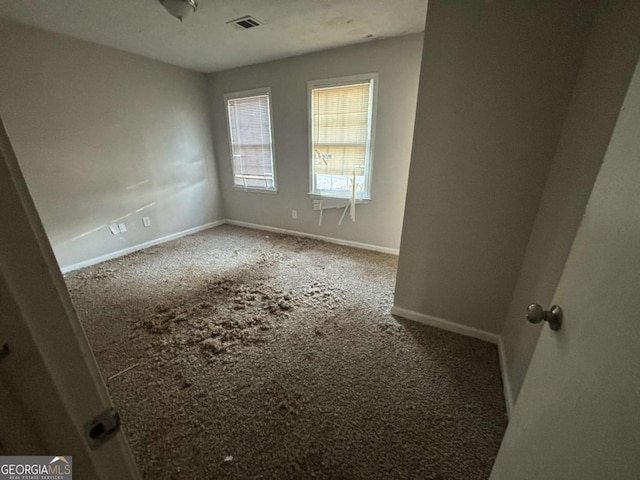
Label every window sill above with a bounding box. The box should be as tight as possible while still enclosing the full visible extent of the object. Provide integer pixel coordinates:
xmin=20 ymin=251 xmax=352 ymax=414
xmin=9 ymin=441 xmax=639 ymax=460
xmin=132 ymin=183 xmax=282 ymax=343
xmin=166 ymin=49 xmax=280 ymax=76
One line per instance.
xmin=307 ymin=192 xmax=371 ymax=204
xmin=233 ymin=186 xmax=278 ymax=195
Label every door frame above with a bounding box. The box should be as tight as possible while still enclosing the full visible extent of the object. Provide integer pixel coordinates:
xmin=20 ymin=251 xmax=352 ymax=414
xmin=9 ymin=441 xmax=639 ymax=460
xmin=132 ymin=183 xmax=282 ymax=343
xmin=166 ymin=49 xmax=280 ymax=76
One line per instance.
xmin=0 ymin=118 xmax=139 ymax=478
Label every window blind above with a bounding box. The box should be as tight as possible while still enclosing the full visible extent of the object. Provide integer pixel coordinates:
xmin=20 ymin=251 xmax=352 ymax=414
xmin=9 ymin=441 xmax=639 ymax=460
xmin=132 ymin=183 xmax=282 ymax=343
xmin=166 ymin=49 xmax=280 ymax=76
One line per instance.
xmin=227 ymin=94 xmax=275 ymax=189
xmin=311 ymin=81 xmax=373 ymax=196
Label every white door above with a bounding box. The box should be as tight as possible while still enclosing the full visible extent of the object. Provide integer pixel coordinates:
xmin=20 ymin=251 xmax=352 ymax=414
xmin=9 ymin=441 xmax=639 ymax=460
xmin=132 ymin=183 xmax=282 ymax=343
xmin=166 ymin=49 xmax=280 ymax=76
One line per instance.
xmin=0 ymin=120 xmax=140 ymax=479
xmin=490 ymin=58 xmax=640 ymax=478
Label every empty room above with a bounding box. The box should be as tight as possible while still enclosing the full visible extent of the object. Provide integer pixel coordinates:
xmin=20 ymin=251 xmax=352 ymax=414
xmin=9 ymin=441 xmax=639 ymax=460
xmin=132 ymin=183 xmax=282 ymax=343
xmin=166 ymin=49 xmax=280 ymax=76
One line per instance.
xmin=1 ymin=0 xmax=640 ymax=479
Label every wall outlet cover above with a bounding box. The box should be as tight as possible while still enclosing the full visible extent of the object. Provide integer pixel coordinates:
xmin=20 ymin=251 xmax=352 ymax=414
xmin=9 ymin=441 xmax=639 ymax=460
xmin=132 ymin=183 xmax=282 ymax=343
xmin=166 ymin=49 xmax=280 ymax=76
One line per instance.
xmin=118 ymin=223 xmax=127 ymax=233
xmin=142 ymin=217 xmax=151 ymax=227
xmin=109 ymin=224 xmax=120 ymax=235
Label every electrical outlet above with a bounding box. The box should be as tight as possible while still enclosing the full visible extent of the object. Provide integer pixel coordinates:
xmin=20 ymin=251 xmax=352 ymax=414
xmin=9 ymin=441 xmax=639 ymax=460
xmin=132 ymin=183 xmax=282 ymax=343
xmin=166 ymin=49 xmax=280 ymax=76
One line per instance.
xmin=108 ymin=224 xmax=120 ymax=235
xmin=118 ymin=223 xmax=127 ymax=233
xmin=292 ymin=210 xmax=297 ymax=219
xmin=142 ymin=217 xmax=151 ymax=227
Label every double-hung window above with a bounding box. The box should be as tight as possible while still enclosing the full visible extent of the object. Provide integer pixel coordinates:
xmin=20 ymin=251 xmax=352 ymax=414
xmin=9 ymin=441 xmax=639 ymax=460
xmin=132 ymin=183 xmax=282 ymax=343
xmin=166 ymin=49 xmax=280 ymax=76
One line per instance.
xmin=308 ymin=73 xmax=377 ymax=200
xmin=225 ymin=88 xmax=277 ymax=192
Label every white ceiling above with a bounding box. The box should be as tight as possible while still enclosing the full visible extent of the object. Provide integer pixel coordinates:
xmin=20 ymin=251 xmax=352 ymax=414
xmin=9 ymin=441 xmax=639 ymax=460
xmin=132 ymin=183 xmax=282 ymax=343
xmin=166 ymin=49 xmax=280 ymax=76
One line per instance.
xmin=0 ymin=0 xmax=428 ymax=73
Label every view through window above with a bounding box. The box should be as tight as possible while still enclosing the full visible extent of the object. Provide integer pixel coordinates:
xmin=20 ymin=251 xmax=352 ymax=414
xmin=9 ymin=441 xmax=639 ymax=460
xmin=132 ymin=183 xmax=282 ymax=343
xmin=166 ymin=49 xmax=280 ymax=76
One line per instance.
xmin=309 ymin=76 xmax=376 ymax=199
xmin=226 ymin=90 xmax=276 ymax=191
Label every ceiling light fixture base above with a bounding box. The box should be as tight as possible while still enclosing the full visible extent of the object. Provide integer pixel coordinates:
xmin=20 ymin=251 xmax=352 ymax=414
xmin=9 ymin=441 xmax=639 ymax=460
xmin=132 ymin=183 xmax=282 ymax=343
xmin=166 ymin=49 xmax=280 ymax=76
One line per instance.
xmin=160 ymin=0 xmax=198 ymax=21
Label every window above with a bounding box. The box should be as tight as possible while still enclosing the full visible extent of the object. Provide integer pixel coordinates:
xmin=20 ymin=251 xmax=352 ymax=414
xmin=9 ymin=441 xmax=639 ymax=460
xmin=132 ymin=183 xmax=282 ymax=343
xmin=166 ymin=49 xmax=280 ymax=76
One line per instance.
xmin=225 ymin=89 xmax=277 ymax=192
xmin=308 ymin=74 xmax=377 ymax=200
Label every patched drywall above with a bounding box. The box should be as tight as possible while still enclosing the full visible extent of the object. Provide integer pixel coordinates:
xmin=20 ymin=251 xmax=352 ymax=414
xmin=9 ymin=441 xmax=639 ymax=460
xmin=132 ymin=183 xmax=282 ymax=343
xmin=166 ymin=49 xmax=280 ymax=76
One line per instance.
xmin=500 ymin=0 xmax=640 ymax=409
xmin=0 ymin=19 xmax=224 ymax=270
xmin=394 ymin=0 xmax=594 ymax=334
xmin=208 ymin=34 xmax=423 ymax=252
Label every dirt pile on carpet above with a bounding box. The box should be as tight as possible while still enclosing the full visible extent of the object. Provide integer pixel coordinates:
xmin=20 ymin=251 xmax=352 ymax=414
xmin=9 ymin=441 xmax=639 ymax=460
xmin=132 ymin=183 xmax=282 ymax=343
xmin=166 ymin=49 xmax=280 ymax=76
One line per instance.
xmin=141 ymin=279 xmax=294 ymax=352
xmin=139 ymin=278 xmax=344 ymax=357
xmin=65 ymin=225 xmax=507 ymax=479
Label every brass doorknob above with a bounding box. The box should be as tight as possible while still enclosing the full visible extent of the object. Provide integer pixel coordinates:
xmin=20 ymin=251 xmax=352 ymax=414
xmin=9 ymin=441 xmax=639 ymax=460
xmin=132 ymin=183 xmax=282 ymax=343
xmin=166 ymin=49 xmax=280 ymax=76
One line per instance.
xmin=526 ymin=303 xmax=562 ymax=331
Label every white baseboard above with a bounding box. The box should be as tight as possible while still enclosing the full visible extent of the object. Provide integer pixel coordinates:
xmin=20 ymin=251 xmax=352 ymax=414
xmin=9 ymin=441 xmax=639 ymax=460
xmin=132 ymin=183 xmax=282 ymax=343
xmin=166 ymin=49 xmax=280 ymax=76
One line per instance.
xmin=498 ymin=337 xmax=514 ymax=417
xmin=390 ymin=306 xmax=499 ymax=344
xmin=59 ymin=220 xmax=225 ymax=273
xmin=225 ymin=219 xmax=400 ymax=255
xmin=59 ymin=218 xmax=397 ymax=273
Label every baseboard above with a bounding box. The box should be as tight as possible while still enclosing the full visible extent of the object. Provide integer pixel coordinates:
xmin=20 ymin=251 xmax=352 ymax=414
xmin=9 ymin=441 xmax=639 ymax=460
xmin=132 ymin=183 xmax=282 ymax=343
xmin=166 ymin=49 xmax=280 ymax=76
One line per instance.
xmin=59 ymin=220 xmax=225 ymax=273
xmin=498 ymin=337 xmax=514 ymax=417
xmin=225 ymin=219 xmax=400 ymax=255
xmin=390 ymin=306 xmax=499 ymax=344
xmin=59 ymin=218 xmax=397 ymax=273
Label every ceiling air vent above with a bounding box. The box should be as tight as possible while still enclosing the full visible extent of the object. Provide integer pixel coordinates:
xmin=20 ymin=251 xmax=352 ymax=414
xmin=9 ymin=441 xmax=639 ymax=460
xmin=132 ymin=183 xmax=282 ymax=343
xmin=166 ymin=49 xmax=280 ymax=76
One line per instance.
xmin=227 ymin=16 xmax=262 ymax=31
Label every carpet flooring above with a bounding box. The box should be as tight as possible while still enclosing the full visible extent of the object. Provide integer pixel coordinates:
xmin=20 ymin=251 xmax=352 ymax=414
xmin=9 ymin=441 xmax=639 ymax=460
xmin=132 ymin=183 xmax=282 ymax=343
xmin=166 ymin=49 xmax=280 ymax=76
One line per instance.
xmin=65 ymin=225 xmax=507 ymax=479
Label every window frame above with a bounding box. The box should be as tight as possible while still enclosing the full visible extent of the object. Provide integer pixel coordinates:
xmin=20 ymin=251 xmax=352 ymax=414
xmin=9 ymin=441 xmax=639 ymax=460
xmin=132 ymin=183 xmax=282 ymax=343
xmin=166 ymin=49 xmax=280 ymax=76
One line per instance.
xmin=224 ymin=87 xmax=278 ymax=194
xmin=307 ymin=72 xmax=378 ymax=201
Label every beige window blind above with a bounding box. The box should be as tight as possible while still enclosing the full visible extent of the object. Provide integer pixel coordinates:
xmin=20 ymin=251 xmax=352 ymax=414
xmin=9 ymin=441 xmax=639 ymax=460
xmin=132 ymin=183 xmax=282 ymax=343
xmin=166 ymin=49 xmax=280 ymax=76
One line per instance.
xmin=227 ymin=93 xmax=276 ymax=190
xmin=311 ymin=80 xmax=373 ymax=196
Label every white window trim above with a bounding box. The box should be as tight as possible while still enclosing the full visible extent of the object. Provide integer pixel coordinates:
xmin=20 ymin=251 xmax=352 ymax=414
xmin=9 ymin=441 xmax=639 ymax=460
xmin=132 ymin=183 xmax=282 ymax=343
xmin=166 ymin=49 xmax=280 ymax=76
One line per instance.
xmin=307 ymin=72 xmax=378 ymax=201
xmin=224 ymin=87 xmax=278 ymax=194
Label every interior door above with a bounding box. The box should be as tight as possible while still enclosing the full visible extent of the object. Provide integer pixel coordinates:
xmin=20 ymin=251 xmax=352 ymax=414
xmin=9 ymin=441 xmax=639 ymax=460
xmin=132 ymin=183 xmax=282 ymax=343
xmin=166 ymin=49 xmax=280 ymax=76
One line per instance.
xmin=490 ymin=57 xmax=640 ymax=478
xmin=0 ymin=119 xmax=139 ymax=478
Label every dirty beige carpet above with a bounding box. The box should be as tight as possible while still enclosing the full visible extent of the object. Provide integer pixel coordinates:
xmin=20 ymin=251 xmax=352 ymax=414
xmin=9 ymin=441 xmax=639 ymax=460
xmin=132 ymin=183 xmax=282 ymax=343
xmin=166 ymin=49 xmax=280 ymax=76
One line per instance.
xmin=65 ymin=225 xmax=507 ymax=479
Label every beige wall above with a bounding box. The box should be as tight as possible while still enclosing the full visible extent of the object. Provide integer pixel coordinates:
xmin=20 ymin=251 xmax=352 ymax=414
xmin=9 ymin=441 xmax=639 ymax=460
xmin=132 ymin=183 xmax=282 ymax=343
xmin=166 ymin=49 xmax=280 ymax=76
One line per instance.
xmin=0 ymin=20 xmax=224 ymax=270
xmin=394 ymin=0 xmax=595 ymax=334
xmin=208 ymin=34 xmax=423 ymax=251
xmin=500 ymin=0 xmax=640 ymax=409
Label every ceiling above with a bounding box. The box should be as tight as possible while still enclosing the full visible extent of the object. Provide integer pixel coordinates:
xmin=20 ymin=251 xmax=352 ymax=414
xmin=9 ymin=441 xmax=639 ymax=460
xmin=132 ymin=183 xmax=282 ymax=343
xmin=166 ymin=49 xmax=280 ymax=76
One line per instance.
xmin=0 ymin=0 xmax=428 ymax=73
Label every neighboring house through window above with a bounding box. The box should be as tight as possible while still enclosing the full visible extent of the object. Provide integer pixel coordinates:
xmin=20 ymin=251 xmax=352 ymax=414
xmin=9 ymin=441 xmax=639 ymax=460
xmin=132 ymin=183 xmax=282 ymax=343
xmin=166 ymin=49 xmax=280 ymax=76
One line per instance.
xmin=225 ymin=88 xmax=277 ymax=192
xmin=308 ymin=73 xmax=377 ymax=200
